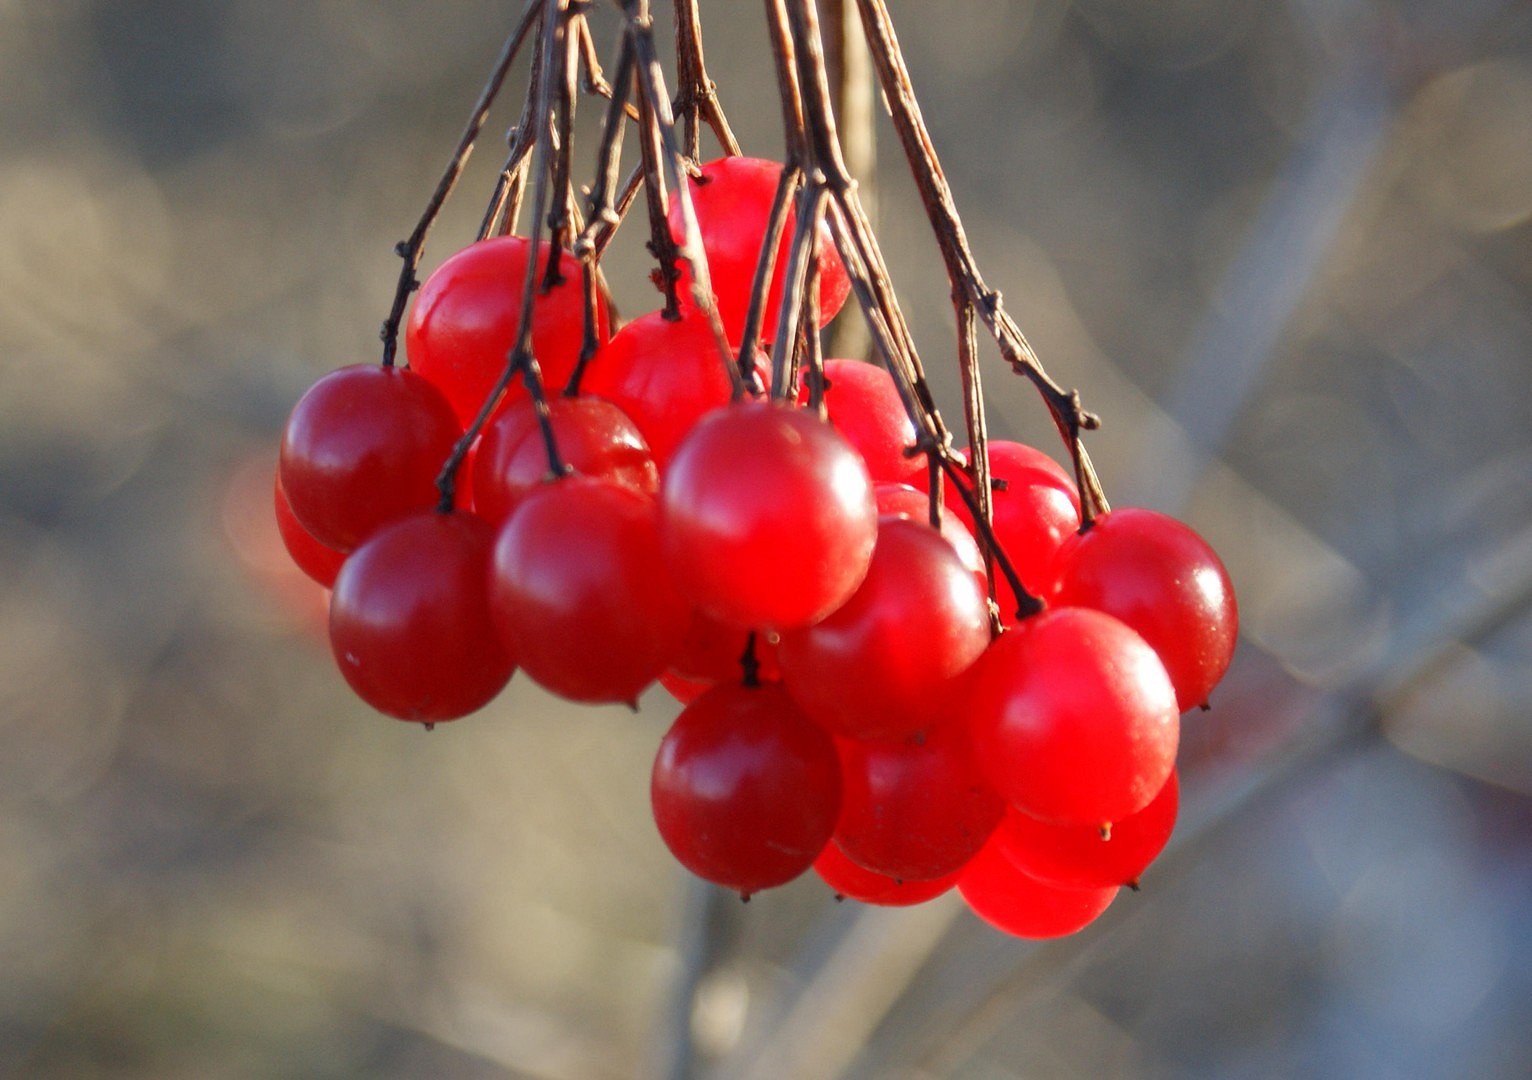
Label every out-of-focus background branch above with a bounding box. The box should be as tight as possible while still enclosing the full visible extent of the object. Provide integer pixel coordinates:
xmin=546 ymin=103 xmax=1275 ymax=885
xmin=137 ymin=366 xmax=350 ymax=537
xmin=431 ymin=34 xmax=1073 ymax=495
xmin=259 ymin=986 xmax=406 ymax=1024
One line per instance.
xmin=1 ymin=1 xmax=1529 ymax=1076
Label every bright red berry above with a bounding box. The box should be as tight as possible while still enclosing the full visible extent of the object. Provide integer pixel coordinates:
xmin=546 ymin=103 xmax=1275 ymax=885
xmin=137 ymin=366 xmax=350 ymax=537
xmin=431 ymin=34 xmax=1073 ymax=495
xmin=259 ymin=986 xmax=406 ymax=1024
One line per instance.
xmin=661 ymin=401 xmax=877 ymax=631
xmin=273 ymin=471 xmax=345 ymax=588
xmin=328 ymin=511 xmax=512 ymax=722
xmin=959 ymin=832 xmax=1118 ymax=939
xmin=967 ymin=608 xmax=1178 ymax=826
xmin=874 ymin=482 xmax=987 ymax=588
xmin=1051 ymin=508 xmax=1237 ymax=712
xmin=832 ymin=722 xmax=1003 ymax=882
xmin=811 ymin=358 xmax=922 ymax=485
xmin=813 ymin=843 xmax=959 ymax=907
xmin=280 ymin=364 xmax=462 ymax=552
xmin=778 ymin=518 xmax=990 ymax=740
xmin=927 ymin=441 xmax=1080 ymax=615
xmin=489 ymin=477 xmax=688 ymax=704
xmin=580 ymin=309 xmax=764 ymax=468
xmin=472 ymin=395 xmax=657 ymax=527
xmin=995 ymin=770 xmax=1178 ymax=889
xmin=651 ymin=682 xmax=841 ymax=895
xmin=405 ymin=236 xmax=601 ymax=425
xmin=670 ymin=156 xmax=850 ymax=343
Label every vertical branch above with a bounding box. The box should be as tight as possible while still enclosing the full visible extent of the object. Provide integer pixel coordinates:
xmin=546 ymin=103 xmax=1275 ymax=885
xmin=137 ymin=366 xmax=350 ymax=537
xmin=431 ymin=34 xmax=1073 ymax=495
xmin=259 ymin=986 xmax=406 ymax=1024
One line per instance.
xmin=634 ymin=57 xmax=685 ymax=319
xmin=734 ymin=164 xmax=801 ymax=394
xmin=542 ymin=9 xmax=583 ymax=288
xmin=768 ymin=187 xmax=829 ymax=400
xmin=380 ymin=1 xmax=541 ymax=367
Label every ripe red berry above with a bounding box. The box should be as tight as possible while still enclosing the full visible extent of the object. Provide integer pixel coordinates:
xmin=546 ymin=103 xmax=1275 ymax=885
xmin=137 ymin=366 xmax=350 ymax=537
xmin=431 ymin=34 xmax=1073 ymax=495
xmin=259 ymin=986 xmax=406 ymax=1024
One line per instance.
xmin=967 ymin=608 xmax=1179 ymax=826
xmin=874 ymin=482 xmax=987 ymax=587
xmin=832 ymin=722 xmax=1003 ymax=882
xmin=471 ymin=395 xmax=657 ymax=527
xmin=995 ymin=770 xmax=1179 ymax=889
xmin=1051 ymin=508 xmax=1237 ymax=712
xmin=580 ymin=309 xmax=764 ymax=468
xmin=661 ymin=401 xmax=877 ymax=630
xmin=280 ymin=364 xmax=462 ymax=552
xmin=405 ymin=236 xmax=601 ymax=425
xmin=328 ymin=511 xmax=512 ymax=722
xmin=489 ymin=477 xmax=688 ymax=704
xmin=811 ymin=358 xmax=922 ymax=485
xmin=273 ymin=471 xmax=345 ymax=588
xmin=671 ymin=610 xmax=782 ymax=685
xmin=958 ymin=833 xmax=1118 ymax=939
xmin=813 ymin=843 xmax=959 ymax=907
xmin=778 ymin=518 xmax=990 ymax=740
xmin=669 ymin=156 xmax=850 ymax=343
xmin=651 ymin=682 xmax=841 ymax=895
xmin=928 ymin=441 xmax=1080 ymax=614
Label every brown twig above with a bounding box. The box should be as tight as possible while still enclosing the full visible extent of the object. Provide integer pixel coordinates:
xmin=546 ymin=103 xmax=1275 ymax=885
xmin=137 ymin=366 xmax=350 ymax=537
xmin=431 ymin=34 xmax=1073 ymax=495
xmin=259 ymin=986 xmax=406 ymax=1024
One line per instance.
xmin=380 ymin=1 xmax=541 ymax=367
xmin=673 ymin=0 xmax=741 ymax=158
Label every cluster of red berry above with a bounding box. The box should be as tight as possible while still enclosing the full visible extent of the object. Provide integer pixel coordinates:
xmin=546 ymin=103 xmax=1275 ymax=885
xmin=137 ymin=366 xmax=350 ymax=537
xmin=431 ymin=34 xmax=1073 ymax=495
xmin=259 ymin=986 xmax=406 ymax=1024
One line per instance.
xmin=273 ymin=156 xmax=1236 ymax=939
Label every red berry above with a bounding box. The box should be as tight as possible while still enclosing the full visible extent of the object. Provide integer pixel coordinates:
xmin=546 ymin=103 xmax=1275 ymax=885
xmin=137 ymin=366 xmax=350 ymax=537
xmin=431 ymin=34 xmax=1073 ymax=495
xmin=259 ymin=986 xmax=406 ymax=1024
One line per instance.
xmin=1051 ymin=508 xmax=1237 ymax=711
xmin=959 ymin=833 xmax=1118 ymax=939
xmin=489 ymin=477 xmax=688 ymax=704
xmin=652 ymin=683 xmax=841 ymax=895
xmin=472 ymin=395 xmax=657 ymax=528
xmin=581 ymin=309 xmax=764 ymax=468
xmin=996 ymin=771 xmax=1178 ymax=889
xmin=832 ymin=722 xmax=1003 ymax=882
xmin=661 ymin=401 xmax=877 ymax=631
xmin=811 ymin=359 xmax=922 ymax=485
xmin=273 ymin=471 xmax=345 ymax=588
xmin=280 ymin=364 xmax=462 ymax=552
xmin=778 ymin=518 xmax=990 ymax=740
xmin=670 ymin=156 xmax=850 ymax=343
xmin=329 ymin=511 xmax=512 ymax=722
xmin=405 ymin=236 xmax=601 ymax=425
xmin=928 ymin=441 xmax=1080 ymax=614
xmin=967 ymin=608 xmax=1178 ymax=826
xmin=874 ymin=482 xmax=987 ymax=587
xmin=813 ymin=843 xmax=959 ymax=907
xmin=659 ymin=670 xmax=714 ymax=706
xmin=671 ymin=610 xmax=782 ymax=684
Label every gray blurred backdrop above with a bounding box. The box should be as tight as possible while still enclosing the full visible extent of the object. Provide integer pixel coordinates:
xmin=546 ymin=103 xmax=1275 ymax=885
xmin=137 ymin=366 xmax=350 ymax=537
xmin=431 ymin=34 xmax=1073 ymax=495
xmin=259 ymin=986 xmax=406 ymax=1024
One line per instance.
xmin=2 ymin=1 xmax=1531 ymax=1077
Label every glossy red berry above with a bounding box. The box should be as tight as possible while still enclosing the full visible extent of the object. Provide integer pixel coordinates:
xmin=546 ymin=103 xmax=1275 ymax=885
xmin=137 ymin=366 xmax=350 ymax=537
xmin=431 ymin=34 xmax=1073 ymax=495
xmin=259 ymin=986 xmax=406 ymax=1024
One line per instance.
xmin=813 ymin=843 xmax=959 ymax=907
xmin=670 ymin=156 xmax=850 ymax=343
xmin=929 ymin=441 xmax=1080 ymax=614
xmin=489 ymin=477 xmax=688 ymax=704
xmin=651 ymin=683 xmax=841 ymax=895
xmin=581 ymin=309 xmax=764 ymax=468
xmin=273 ymin=471 xmax=345 ymax=588
xmin=778 ymin=518 xmax=990 ymax=740
xmin=811 ymin=358 xmax=921 ymax=485
xmin=832 ymin=722 xmax=1003 ymax=882
xmin=959 ymin=833 xmax=1118 ymax=939
xmin=280 ymin=364 xmax=462 ymax=552
xmin=995 ymin=770 xmax=1178 ymax=890
xmin=472 ymin=395 xmax=657 ymax=527
xmin=874 ymin=482 xmax=987 ymax=587
xmin=405 ymin=236 xmax=601 ymax=425
xmin=967 ymin=608 xmax=1179 ymax=826
xmin=1051 ymin=508 xmax=1237 ymax=712
xmin=661 ymin=401 xmax=877 ymax=630
xmin=671 ymin=610 xmax=782 ymax=684
xmin=329 ymin=511 xmax=512 ymax=722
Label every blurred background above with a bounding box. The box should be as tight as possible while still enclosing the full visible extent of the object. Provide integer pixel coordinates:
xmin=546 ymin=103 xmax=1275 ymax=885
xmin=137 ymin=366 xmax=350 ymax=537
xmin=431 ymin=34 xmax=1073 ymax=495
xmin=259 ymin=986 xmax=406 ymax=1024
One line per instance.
xmin=3 ymin=0 xmax=1531 ymax=1076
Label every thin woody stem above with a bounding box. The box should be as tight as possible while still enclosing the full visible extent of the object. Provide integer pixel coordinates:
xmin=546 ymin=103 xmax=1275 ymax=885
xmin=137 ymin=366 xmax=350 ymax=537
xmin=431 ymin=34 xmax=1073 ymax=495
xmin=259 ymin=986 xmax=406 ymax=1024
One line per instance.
xmin=673 ymin=0 xmax=741 ymax=157
xmin=735 ymin=163 xmax=802 ymax=395
xmin=436 ymin=0 xmax=572 ymax=510
xmin=769 ymin=185 xmax=828 ymax=400
xmin=852 ymin=0 xmax=1108 ymax=522
xmin=621 ymin=0 xmax=743 ymax=397
xmin=381 ymin=1 xmax=541 ymax=367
